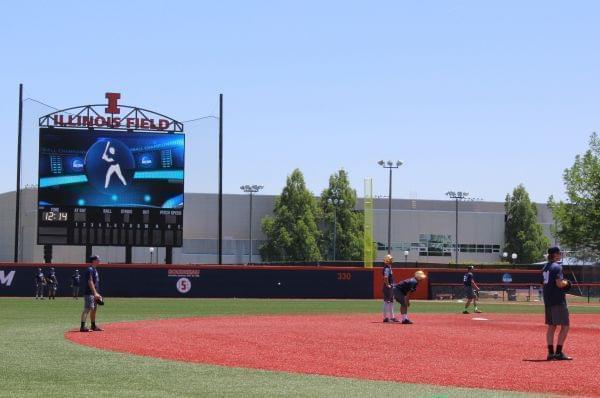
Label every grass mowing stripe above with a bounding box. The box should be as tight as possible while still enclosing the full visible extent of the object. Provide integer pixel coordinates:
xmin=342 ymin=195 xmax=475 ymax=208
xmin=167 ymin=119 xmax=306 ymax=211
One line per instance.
xmin=2 ymin=298 xmax=592 ymax=398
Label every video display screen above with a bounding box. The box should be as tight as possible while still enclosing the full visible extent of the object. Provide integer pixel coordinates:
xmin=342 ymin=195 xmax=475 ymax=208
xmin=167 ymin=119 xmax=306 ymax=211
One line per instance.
xmin=37 ymin=128 xmax=184 ymax=247
xmin=39 ymin=128 xmax=184 ymax=208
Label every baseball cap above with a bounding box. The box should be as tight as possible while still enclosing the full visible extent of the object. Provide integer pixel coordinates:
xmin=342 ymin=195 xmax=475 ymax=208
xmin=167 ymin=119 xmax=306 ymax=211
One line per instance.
xmin=468 ymin=265 xmax=474 ymax=270
xmin=88 ymin=255 xmax=101 ymax=263
xmin=547 ymin=247 xmax=561 ymax=256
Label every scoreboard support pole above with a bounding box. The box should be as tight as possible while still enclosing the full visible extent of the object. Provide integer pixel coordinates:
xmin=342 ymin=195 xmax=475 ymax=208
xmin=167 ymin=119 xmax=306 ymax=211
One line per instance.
xmin=125 ymin=246 xmax=132 ymax=264
xmin=85 ymin=245 xmax=92 ymax=262
xmin=43 ymin=245 xmax=52 ymax=264
xmin=166 ymin=247 xmax=173 ymax=264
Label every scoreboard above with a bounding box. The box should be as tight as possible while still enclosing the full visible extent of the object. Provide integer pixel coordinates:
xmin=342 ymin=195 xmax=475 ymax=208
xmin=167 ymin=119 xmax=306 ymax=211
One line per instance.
xmin=37 ymin=128 xmax=184 ymax=247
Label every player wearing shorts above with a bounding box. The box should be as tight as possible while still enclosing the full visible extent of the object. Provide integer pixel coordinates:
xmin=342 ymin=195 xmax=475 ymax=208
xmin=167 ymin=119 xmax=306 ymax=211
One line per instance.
xmin=382 ymin=254 xmax=399 ymax=323
xmin=462 ymin=266 xmax=481 ymax=314
xmin=80 ymin=256 xmax=103 ymax=332
xmin=542 ymin=247 xmax=572 ymax=360
xmin=393 ymin=271 xmax=427 ymax=324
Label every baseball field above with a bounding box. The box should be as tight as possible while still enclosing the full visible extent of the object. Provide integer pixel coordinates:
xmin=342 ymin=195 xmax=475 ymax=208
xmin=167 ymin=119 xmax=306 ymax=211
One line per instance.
xmin=2 ymin=298 xmax=599 ymax=397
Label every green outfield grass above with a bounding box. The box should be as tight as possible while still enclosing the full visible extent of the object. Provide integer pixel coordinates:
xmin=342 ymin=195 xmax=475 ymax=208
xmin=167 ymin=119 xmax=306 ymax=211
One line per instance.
xmin=2 ymin=298 xmax=598 ymax=398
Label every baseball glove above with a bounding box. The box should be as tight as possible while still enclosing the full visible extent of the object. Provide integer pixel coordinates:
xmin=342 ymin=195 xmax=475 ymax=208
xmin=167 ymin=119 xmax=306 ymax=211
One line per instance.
xmin=562 ymin=280 xmax=572 ymax=291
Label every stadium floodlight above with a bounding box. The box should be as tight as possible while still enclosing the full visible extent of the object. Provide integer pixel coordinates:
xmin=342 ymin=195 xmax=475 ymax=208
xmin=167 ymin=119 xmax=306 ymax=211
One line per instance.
xmin=446 ymin=190 xmax=476 ymax=265
xmin=377 ymin=160 xmax=404 ymax=255
xmin=403 ymin=250 xmax=409 ymax=263
xmin=240 ymin=184 xmax=264 ymax=264
xmin=502 ymin=252 xmax=508 ymax=260
xmin=511 ymin=253 xmax=518 ymax=264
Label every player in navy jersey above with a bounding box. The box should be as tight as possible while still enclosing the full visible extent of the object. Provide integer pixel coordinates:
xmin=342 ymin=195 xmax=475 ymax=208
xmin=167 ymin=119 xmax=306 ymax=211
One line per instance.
xmin=80 ymin=256 xmax=104 ymax=332
xmin=392 ymin=271 xmax=427 ymax=324
xmin=46 ymin=268 xmax=58 ymax=300
xmin=71 ymin=269 xmax=81 ymax=299
xmin=542 ymin=247 xmax=572 ymax=360
xmin=382 ymin=254 xmax=399 ymax=323
xmin=34 ymin=268 xmax=46 ymax=299
xmin=462 ymin=266 xmax=481 ymax=314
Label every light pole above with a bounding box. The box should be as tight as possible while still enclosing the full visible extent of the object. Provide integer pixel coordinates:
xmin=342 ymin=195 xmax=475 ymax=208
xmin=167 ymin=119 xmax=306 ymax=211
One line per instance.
xmin=404 ymin=250 xmax=409 ymax=263
xmin=378 ymin=160 xmax=403 ymax=254
xmin=502 ymin=251 xmax=508 ymax=263
xmin=511 ymin=252 xmax=518 ymax=265
xmin=445 ymin=191 xmax=470 ymax=265
xmin=240 ymin=184 xmax=264 ymax=264
xmin=149 ymin=247 xmax=154 ymax=264
xmin=327 ymin=197 xmax=344 ymax=261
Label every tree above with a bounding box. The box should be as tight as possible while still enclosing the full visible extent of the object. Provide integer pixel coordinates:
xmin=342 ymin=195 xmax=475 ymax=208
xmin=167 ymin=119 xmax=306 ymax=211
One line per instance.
xmin=319 ymin=169 xmax=363 ymax=261
xmin=549 ymin=133 xmax=600 ymax=261
xmin=260 ymin=169 xmax=322 ymax=262
xmin=504 ymin=184 xmax=550 ymax=264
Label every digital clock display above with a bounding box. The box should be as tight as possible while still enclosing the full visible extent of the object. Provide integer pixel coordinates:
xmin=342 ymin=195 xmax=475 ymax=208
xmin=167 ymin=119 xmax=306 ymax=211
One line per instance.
xmin=42 ymin=211 xmax=68 ymax=222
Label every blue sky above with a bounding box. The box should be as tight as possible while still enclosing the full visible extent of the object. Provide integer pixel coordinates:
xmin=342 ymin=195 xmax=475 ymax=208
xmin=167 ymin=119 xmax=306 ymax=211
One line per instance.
xmin=1 ymin=1 xmax=598 ymax=203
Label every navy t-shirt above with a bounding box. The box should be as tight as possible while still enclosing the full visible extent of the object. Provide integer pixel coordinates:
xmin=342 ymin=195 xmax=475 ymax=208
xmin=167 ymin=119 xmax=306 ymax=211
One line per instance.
xmin=396 ymin=277 xmax=418 ymax=294
xmin=542 ymin=262 xmax=566 ymax=306
xmin=47 ymin=273 xmax=57 ymax=285
xmin=72 ymin=273 xmax=80 ymax=287
xmin=35 ymin=272 xmax=44 ymax=283
xmin=463 ymin=272 xmax=473 ymax=287
xmin=383 ymin=265 xmax=394 ymax=285
xmin=83 ymin=266 xmax=99 ymax=295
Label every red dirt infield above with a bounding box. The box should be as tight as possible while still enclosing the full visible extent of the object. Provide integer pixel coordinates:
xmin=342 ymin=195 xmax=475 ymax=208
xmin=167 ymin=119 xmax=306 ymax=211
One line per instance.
xmin=66 ymin=314 xmax=600 ymax=396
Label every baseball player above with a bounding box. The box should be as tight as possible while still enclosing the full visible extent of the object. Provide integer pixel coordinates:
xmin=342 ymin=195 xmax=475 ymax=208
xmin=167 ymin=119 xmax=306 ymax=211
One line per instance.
xmin=542 ymin=247 xmax=572 ymax=360
xmin=34 ymin=268 xmax=46 ymax=299
xmin=71 ymin=269 xmax=81 ymax=299
xmin=46 ymin=267 xmax=58 ymax=300
xmin=382 ymin=254 xmax=399 ymax=323
xmin=80 ymin=255 xmax=103 ymax=332
xmin=393 ymin=270 xmax=427 ymax=324
xmin=462 ymin=265 xmax=482 ymax=314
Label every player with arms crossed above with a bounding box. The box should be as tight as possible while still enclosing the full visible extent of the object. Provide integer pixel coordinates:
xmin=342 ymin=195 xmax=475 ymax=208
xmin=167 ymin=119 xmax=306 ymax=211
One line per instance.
xmin=542 ymin=247 xmax=572 ymax=360
xmin=393 ymin=271 xmax=427 ymax=324
xmin=462 ymin=265 xmax=481 ymax=314
xmin=80 ymin=255 xmax=104 ymax=332
xmin=382 ymin=254 xmax=399 ymax=323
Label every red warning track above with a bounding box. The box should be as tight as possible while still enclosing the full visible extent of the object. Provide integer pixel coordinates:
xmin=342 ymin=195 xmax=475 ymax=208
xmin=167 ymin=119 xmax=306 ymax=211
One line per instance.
xmin=66 ymin=314 xmax=600 ymax=396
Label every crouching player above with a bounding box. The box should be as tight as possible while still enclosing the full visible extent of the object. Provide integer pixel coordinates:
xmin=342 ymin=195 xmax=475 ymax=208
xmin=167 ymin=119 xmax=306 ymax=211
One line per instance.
xmin=393 ymin=271 xmax=427 ymax=324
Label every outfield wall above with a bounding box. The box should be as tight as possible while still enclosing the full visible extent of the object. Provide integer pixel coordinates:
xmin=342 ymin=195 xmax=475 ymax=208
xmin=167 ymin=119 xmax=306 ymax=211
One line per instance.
xmin=0 ymin=264 xmax=374 ymax=299
xmin=0 ymin=263 xmax=557 ymax=299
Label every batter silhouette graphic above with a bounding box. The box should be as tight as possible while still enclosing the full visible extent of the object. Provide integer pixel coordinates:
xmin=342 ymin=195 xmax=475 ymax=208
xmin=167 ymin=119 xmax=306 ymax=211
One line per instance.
xmin=102 ymin=141 xmax=127 ymax=189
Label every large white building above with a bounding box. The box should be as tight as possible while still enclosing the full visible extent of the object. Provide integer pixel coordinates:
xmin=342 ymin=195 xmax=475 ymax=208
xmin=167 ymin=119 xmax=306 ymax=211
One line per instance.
xmin=0 ymin=188 xmax=554 ymax=264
